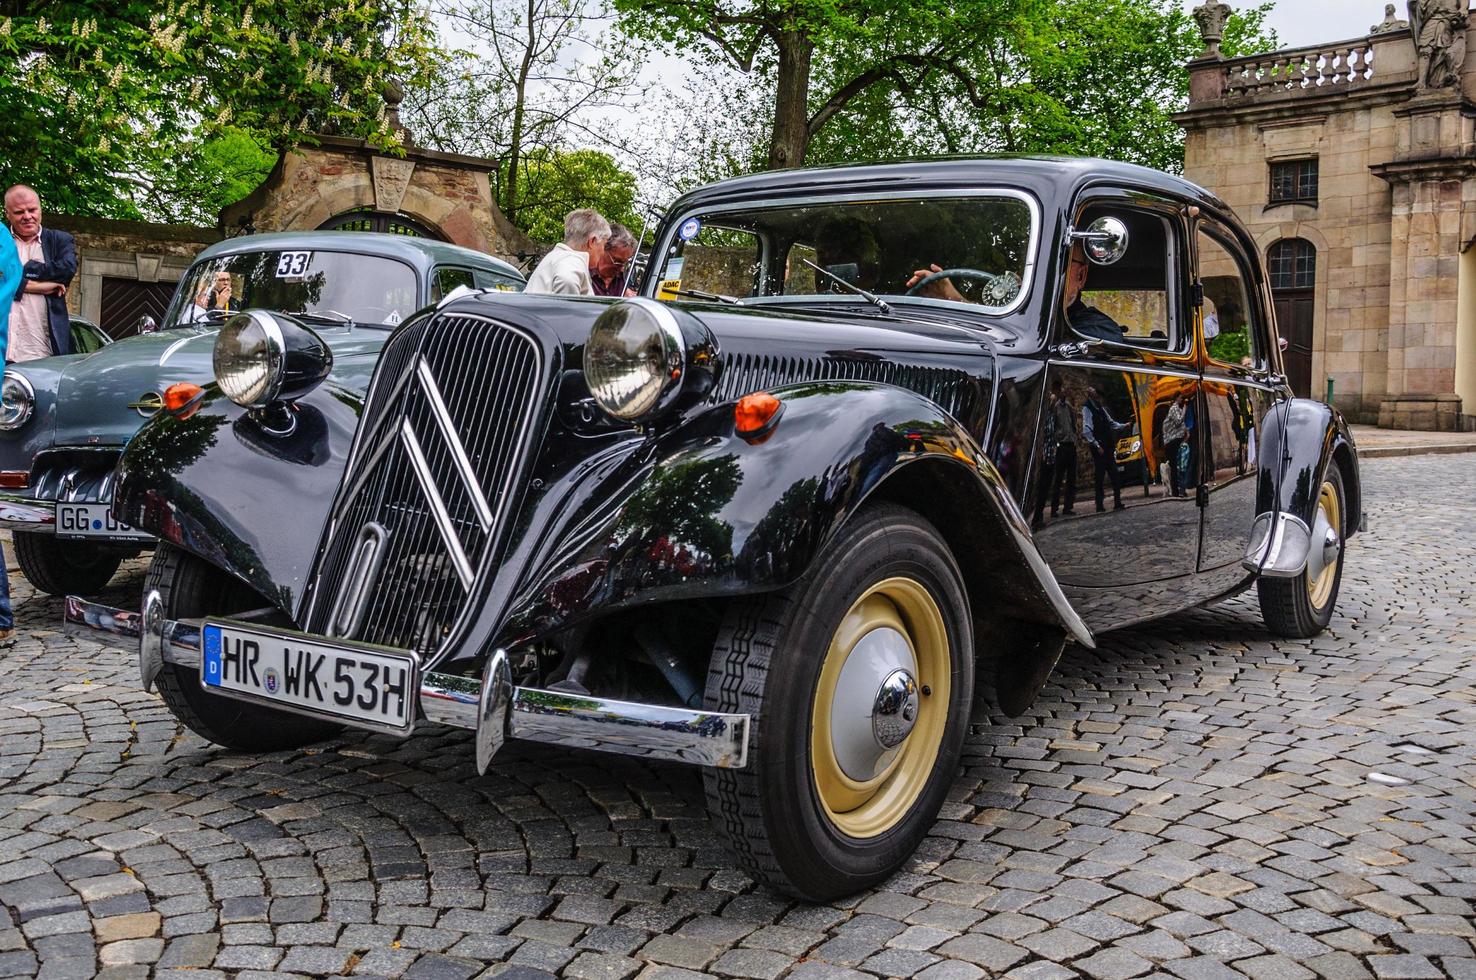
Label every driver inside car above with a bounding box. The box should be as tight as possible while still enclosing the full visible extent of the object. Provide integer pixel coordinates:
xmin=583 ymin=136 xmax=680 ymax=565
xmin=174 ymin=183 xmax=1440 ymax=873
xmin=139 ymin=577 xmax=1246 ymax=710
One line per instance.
xmin=1062 ymin=241 xmax=1127 ymax=342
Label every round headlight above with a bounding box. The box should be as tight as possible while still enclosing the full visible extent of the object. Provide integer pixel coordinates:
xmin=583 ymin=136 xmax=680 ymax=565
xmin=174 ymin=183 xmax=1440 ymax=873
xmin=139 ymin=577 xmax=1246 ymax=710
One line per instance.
xmin=0 ymin=372 xmax=35 ymax=431
xmin=214 ymin=311 xmax=285 ymax=408
xmin=585 ymin=300 xmax=685 ymax=421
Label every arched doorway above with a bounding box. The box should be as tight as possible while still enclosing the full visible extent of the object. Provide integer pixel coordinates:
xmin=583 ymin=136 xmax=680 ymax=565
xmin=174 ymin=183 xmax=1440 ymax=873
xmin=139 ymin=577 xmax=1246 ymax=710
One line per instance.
xmin=1268 ymin=238 xmax=1315 ymax=397
xmin=318 ymin=209 xmax=444 ymax=240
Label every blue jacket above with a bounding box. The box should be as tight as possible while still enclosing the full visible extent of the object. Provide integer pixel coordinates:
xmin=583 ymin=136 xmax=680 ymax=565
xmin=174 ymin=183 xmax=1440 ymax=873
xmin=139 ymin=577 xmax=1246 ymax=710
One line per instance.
xmin=0 ymin=226 xmax=20 ymax=359
xmin=12 ymin=227 xmax=76 ymax=357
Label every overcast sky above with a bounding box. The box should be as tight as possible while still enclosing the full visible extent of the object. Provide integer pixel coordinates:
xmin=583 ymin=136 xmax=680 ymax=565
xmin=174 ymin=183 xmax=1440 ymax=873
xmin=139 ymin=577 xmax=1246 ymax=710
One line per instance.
xmin=1189 ymin=0 xmax=1403 ymax=48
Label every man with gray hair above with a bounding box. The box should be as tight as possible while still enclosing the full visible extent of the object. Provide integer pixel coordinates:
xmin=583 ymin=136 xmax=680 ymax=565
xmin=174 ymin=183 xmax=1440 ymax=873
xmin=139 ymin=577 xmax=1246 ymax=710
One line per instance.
xmin=524 ymin=208 xmax=610 ymax=295
xmin=591 ymin=222 xmax=638 ymax=297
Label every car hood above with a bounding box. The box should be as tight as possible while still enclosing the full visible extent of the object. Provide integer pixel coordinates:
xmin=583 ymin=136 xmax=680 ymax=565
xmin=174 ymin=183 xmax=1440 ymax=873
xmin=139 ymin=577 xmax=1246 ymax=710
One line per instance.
xmin=51 ymin=324 xmax=386 ymax=448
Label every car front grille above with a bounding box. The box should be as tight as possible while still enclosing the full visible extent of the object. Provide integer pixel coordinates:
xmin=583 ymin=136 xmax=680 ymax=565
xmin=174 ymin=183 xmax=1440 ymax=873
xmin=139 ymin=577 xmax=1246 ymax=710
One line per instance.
xmin=305 ymin=313 xmax=547 ymax=661
xmin=710 ymin=352 xmax=980 ymax=422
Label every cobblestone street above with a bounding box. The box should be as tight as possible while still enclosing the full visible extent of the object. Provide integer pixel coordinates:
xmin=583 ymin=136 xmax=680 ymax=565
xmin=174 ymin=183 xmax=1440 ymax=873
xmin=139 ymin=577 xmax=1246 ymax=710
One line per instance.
xmin=1 ymin=453 xmax=1472 ymax=980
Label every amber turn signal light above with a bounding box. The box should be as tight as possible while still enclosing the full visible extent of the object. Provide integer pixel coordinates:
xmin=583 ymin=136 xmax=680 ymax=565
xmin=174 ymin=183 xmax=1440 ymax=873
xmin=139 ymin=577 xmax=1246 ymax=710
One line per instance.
xmin=735 ymin=391 xmax=783 ymax=440
xmin=163 ymin=382 xmax=205 ymax=417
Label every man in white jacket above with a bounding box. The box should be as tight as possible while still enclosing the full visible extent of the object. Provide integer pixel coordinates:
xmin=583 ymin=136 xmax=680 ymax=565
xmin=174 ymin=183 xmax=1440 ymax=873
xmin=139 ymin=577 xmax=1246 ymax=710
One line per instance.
xmin=524 ymin=209 xmax=611 ymax=295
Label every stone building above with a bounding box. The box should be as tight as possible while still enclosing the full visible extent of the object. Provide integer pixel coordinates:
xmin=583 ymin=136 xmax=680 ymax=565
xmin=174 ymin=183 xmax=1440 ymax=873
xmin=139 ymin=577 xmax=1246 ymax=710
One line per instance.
xmin=51 ymin=94 xmax=532 ymax=340
xmin=1177 ymin=0 xmax=1476 ymax=430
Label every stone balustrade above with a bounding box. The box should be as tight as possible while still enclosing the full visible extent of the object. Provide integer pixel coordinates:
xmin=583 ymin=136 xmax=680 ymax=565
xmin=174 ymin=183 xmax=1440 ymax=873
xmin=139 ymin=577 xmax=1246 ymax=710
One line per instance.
xmin=1222 ymin=39 xmax=1376 ymax=97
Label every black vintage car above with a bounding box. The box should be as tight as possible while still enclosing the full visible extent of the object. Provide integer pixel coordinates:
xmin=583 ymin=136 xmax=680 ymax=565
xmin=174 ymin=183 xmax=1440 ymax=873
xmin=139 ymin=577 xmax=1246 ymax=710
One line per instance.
xmin=72 ymin=158 xmax=1360 ymax=901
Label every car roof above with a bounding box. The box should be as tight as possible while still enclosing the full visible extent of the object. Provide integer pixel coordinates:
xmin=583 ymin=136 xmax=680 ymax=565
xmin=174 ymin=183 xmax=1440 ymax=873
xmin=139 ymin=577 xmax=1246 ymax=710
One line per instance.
xmin=192 ymin=231 xmax=524 ymax=280
xmin=667 ymin=155 xmax=1231 ymax=217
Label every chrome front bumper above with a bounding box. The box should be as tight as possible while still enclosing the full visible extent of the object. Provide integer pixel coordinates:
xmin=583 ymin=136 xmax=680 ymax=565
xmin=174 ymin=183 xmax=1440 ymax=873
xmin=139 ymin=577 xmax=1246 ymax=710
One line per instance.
xmin=65 ymin=595 xmax=749 ymax=771
xmin=0 ymin=490 xmax=55 ymax=531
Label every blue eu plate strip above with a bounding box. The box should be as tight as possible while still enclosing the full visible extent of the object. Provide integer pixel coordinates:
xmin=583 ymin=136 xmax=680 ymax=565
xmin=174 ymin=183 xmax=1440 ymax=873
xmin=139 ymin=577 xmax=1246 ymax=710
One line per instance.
xmin=202 ymin=624 xmax=223 ymax=687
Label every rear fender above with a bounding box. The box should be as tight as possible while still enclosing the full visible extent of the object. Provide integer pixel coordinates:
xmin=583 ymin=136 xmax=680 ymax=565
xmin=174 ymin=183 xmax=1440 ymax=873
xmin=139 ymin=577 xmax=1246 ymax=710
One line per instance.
xmin=500 ymin=381 xmax=1093 ymax=696
xmin=1246 ymin=396 xmax=1361 ymax=577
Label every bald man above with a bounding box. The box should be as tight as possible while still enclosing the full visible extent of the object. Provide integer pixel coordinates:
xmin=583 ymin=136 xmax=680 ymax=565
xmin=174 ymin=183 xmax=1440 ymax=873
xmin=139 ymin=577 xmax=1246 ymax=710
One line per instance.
xmin=5 ymin=185 xmax=75 ymax=361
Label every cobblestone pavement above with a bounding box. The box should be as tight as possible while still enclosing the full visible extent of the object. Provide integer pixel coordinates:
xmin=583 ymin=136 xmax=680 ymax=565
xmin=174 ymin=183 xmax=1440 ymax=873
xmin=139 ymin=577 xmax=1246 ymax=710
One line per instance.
xmin=2 ymin=454 xmax=1474 ymax=980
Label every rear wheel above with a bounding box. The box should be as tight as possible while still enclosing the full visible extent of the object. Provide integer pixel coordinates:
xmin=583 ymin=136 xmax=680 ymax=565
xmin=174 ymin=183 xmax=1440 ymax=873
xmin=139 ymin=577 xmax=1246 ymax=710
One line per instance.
xmin=704 ymin=503 xmax=973 ymax=901
xmin=1258 ymin=465 xmax=1346 ymax=638
xmin=149 ymin=543 xmax=342 ymax=751
xmin=14 ymin=531 xmax=125 ymax=596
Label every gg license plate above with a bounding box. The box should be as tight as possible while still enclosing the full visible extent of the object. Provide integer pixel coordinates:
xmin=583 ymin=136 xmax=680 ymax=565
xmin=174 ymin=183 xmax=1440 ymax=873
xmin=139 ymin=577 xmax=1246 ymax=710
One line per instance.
xmin=200 ymin=621 xmax=418 ymax=733
xmin=56 ymin=502 xmax=153 ymax=542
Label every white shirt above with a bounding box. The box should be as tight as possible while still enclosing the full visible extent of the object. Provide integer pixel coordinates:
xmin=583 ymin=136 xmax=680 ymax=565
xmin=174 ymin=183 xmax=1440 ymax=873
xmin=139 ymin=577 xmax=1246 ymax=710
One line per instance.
xmin=1203 ymin=312 xmax=1220 ymax=340
xmin=9 ymin=232 xmax=52 ymax=362
xmin=524 ymin=243 xmax=594 ymax=295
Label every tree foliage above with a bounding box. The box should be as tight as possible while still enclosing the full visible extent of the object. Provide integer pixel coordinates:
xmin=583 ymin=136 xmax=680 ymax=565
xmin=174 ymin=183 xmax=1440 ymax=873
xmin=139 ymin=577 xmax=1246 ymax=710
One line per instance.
xmin=613 ymin=0 xmax=1277 ymax=180
xmin=0 ymin=0 xmax=438 ymax=222
xmin=402 ymin=0 xmax=644 ymax=233
xmin=512 ymin=149 xmax=643 ymax=243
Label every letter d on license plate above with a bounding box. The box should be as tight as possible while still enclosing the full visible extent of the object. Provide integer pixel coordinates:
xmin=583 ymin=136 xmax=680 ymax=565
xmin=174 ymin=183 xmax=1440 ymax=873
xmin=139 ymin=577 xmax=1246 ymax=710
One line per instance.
xmin=201 ymin=621 xmax=418 ymax=734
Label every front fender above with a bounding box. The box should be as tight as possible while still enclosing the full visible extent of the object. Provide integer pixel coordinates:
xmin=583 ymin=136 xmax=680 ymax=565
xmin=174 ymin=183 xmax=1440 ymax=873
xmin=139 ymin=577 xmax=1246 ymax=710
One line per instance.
xmin=498 ymin=381 xmax=1091 ymax=660
xmin=113 ymin=381 xmax=364 ymax=615
xmin=1247 ymin=396 xmax=1361 ymax=576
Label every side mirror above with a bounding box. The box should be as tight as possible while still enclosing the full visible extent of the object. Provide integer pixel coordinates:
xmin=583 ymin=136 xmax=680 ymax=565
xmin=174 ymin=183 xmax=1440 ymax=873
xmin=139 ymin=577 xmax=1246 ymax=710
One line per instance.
xmin=135 ymin=315 xmax=158 ymax=334
xmin=1072 ymin=216 xmax=1130 ymax=266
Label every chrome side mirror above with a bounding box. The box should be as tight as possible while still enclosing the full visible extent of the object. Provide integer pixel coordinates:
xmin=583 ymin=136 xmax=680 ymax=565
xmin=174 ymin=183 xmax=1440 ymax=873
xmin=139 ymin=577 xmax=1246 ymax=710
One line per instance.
xmin=135 ymin=314 xmax=158 ymax=334
xmin=1072 ymin=216 xmax=1130 ymax=266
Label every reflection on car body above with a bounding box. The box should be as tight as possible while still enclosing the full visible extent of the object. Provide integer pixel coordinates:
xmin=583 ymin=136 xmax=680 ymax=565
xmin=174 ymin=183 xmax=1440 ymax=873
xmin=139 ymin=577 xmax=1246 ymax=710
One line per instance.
xmin=74 ymin=158 xmax=1361 ymax=903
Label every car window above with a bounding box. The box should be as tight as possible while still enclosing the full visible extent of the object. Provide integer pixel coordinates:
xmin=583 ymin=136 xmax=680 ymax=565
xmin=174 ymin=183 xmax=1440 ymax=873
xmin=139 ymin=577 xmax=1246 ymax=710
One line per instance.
xmin=432 ymin=267 xmax=475 ymax=301
xmin=1067 ymin=205 xmax=1183 ymax=353
xmin=1197 ymin=226 xmax=1262 ymax=368
xmin=70 ymin=320 xmax=110 ymax=354
xmin=165 ymin=250 xmax=419 ymax=328
xmin=473 ymin=269 xmax=524 ymax=292
xmin=656 ymin=225 xmax=762 ymax=299
xmin=652 ymin=195 xmax=1035 ymax=313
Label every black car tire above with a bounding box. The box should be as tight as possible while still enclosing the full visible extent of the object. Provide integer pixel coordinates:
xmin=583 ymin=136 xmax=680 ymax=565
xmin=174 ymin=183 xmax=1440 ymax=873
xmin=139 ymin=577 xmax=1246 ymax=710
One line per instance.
xmin=14 ymin=531 xmax=125 ymax=597
xmin=1258 ymin=465 xmax=1346 ymax=638
xmin=703 ymin=503 xmax=973 ymax=901
xmin=149 ymin=543 xmax=342 ymax=752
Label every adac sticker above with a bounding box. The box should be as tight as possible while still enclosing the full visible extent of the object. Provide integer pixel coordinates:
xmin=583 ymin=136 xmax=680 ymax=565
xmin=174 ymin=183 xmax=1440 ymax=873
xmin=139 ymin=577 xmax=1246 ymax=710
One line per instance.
xmin=678 ymin=217 xmax=702 ymax=241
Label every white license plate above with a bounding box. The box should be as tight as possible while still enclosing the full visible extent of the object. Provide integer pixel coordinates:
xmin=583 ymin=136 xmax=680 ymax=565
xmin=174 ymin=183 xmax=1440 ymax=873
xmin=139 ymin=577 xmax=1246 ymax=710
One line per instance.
xmin=56 ymin=502 xmax=152 ymax=542
xmin=200 ymin=621 xmax=418 ymax=733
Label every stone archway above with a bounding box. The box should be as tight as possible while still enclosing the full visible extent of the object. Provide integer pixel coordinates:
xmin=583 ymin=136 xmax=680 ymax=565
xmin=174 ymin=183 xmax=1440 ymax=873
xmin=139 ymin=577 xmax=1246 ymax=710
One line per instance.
xmin=318 ymin=209 xmax=445 ymax=240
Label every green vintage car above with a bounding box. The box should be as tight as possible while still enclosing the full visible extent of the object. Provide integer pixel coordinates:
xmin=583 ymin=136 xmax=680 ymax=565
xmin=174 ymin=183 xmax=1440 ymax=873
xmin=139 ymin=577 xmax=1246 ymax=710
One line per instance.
xmin=0 ymin=231 xmax=524 ymax=596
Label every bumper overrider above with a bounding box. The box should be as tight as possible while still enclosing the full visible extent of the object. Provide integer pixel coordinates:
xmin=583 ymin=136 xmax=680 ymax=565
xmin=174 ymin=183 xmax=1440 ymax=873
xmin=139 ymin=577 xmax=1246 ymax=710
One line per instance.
xmin=64 ymin=593 xmax=749 ymax=772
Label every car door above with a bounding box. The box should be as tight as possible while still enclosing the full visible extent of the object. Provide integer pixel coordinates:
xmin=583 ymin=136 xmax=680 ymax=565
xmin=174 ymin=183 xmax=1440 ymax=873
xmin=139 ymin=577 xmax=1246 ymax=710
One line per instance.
xmin=1031 ymin=190 xmax=1202 ymax=632
xmin=1194 ymin=219 xmax=1278 ymax=572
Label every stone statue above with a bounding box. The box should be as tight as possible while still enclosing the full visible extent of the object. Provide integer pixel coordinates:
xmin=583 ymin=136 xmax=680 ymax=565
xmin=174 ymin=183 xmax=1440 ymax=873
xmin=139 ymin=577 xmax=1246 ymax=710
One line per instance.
xmin=1408 ymin=0 xmax=1468 ymax=89
xmin=1371 ymin=3 xmax=1409 ymax=33
xmin=1192 ymin=1 xmax=1233 ymax=58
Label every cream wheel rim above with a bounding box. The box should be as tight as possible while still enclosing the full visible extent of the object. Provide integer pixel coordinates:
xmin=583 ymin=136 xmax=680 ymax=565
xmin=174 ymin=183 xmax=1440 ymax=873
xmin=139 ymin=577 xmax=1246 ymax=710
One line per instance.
xmin=810 ymin=576 xmax=950 ymax=839
xmin=1306 ymin=479 xmax=1342 ymax=610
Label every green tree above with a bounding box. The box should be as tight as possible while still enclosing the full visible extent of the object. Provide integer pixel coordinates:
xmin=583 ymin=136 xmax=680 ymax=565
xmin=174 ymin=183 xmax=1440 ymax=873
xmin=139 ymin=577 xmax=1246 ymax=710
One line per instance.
xmin=614 ymin=0 xmax=1276 ymax=177
xmin=0 ymin=0 xmax=438 ymax=221
xmin=402 ymin=0 xmax=644 ymax=226
xmin=514 ymin=149 xmax=642 ymax=242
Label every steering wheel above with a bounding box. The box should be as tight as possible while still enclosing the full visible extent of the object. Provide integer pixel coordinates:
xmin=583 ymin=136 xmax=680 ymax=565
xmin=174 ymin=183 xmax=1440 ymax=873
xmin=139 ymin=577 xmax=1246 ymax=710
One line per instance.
xmin=903 ymin=268 xmax=1021 ymax=302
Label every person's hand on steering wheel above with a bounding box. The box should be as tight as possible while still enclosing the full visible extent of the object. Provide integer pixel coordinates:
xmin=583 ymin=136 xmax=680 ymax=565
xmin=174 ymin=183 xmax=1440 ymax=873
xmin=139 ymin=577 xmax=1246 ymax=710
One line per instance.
xmin=905 ymin=264 xmax=966 ymax=303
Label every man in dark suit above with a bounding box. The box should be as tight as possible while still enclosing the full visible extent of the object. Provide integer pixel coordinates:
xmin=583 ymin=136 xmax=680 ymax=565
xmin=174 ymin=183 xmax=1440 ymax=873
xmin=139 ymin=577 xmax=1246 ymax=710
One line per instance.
xmin=5 ymin=185 xmax=75 ymax=361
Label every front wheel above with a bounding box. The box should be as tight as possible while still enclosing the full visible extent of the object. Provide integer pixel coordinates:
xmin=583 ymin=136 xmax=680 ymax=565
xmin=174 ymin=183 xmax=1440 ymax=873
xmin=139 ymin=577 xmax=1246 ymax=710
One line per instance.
xmin=14 ymin=531 xmax=126 ymax=596
xmin=1258 ymin=465 xmax=1346 ymax=638
xmin=704 ymin=503 xmax=973 ymax=901
xmin=149 ymin=543 xmax=342 ymax=752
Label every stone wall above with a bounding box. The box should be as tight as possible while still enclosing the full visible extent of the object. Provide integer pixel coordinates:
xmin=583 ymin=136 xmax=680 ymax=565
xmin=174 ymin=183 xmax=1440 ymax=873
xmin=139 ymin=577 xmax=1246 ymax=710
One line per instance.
xmin=47 ymin=214 xmax=221 ymax=328
xmin=222 ymin=137 xmax=536 ymax=265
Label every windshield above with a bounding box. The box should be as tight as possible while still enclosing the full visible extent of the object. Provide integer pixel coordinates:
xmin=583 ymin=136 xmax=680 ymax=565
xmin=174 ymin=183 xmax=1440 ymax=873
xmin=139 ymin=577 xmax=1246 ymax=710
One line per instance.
xmin=650 ymin=194 xmax=1036 ymax=313
xmin=164 ymin=250 xmax=419 ymax=329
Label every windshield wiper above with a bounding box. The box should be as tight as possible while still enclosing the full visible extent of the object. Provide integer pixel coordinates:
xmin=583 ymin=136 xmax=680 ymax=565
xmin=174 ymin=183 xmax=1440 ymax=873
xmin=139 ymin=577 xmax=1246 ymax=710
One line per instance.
xmin=287 ymin=310 xmax=356 ymax=327
xmin=801 ymin=259 xmax=892 ymax=315
xmin=670 ymin=288 xmax=740 ymax=305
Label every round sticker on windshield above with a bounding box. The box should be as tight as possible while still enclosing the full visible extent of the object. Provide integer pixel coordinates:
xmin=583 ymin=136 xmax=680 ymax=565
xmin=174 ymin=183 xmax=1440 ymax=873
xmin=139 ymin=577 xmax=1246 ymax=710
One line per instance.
xmin=678 ymin=218 xmax=702 ymax=241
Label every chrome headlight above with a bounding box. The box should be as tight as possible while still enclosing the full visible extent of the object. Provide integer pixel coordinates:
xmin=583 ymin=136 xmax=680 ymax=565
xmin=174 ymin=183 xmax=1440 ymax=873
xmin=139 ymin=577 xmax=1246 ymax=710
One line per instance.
xmin=585 ymin=299 xmax=691 ymax=421
xmin=0 ymin=372 xmax=35 ymax=431
xmin=214 ymin=310 xmax=332 ymax=409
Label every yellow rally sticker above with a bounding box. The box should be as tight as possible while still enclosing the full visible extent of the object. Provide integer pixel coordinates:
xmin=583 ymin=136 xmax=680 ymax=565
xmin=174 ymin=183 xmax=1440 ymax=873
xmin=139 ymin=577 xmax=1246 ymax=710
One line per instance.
xmin=657 ymin=279 xmax=682 ymax=301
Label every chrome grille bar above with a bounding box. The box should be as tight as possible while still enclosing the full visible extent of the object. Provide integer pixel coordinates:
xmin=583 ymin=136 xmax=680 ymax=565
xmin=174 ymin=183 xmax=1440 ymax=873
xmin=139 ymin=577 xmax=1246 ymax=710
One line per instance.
xmin=399 ymin=417 xmax=476 ymax=590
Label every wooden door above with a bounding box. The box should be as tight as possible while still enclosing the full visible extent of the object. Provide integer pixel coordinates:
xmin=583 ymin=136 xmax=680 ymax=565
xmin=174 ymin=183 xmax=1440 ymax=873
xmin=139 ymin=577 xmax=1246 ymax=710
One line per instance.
xmin=100 ymin=277 xmax=177 ymax=339
xmin=1274 ymin=289 xmax=1314 ymax=398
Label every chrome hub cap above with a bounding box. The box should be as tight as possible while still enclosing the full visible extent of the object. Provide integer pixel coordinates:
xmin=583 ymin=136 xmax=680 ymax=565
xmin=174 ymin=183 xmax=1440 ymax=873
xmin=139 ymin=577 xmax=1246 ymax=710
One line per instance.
xmin=872 ymin=668 xmax=919 ymax=750
xmin=829 ymin=627 xmax=917 ymax=782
